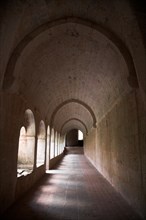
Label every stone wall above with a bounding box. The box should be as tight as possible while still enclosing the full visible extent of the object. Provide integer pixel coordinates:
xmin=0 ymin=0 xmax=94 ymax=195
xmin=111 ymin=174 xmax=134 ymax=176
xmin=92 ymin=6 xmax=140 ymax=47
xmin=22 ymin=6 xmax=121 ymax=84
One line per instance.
xmin=15 ymin=165 xmax=45 ymax=200
xmin=84 ymin=89 xmax=146 ymax=218
xmin=0 ymin=93 xmax=26 ymax=214
xmin=0 ymin=93 xmax=48 ymax=214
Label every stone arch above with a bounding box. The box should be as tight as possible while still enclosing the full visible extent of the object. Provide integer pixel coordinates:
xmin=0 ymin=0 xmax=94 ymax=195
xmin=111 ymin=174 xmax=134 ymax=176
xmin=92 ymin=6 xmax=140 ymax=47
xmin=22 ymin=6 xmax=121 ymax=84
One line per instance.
xmin=50 ymin=128 xmax=55 ymax=159
xmin=60 ymin=118 xmax=88 ymax=135
xmin=54 ymin=131 xmax=58 ymax=157
xmin=57 ymin=133 xmax=61 ymax=155
xmin=46 ymin=125 xmax=50 ymax=169
xmin=50 ymin=99 xmax=97 ymax=128
xmin=47 ymin=125 xmax=50 ymax=136
xmin=24 ymin=109 xmax=35 ymax=136
xmin=2 ymin=17 xmax=138 ymax=91
xmin=17 ymin=109 xmax=35 ymax=176
xmin=63 ymin=125 xmax=86 ymax=136
xmin=36 ymin=120 xmax=46 ymax=167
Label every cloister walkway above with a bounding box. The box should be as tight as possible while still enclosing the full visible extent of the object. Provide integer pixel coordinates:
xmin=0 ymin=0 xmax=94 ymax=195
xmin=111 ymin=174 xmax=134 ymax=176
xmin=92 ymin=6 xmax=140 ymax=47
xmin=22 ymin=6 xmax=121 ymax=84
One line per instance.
xmin=2 ymin=147 xmax=143 ymax=220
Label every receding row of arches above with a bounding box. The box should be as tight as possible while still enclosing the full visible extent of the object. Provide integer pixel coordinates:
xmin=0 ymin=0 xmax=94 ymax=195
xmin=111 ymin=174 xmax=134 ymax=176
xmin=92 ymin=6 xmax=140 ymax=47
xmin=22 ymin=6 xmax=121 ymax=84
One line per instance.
xmin=17 ymin=109 xmax=65 ymax=177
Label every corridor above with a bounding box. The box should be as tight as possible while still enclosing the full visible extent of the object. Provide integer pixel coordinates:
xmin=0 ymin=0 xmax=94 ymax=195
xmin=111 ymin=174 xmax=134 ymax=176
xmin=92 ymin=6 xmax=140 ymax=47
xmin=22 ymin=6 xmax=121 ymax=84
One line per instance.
xmin=2 ymin=147 xmax=143 ymax=220
xmin=0 ymin=1 xmax=146 ymax=218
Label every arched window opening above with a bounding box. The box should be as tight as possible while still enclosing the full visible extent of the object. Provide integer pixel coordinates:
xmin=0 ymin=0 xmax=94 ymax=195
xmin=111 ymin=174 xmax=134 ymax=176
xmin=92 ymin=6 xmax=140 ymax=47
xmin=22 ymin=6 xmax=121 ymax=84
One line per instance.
xmin=60 ymin=135 xmax=65 ymax=153
xmin=60 ymin=134 xmax=63 ymax=154
xmin=50 ymin=128 xmax=55 ymax=159
xmin=63 ymin=135 xmax=65 ymax=151
xmin=78 ymin=130 xmax=83 ymax=140
xmin=36 ymin=120 xmax=46 ymax=167
xmin=46 ymin=125 xmax=50 ymax=169
xmin=17 ymin=109 xmax=35 ymax=177
xmin=57 ymin=133 xmax=60 ymax=155
xmin=78 ymin=130 xmax=84 ymax=146
xmin=55 ymin=131 xmax=58 ymax=157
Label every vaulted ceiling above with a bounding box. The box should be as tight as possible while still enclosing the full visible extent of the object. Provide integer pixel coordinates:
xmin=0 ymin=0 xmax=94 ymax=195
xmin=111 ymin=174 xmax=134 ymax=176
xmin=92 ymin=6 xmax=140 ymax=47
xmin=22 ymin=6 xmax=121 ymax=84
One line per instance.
xmin=1 ymin=0 xmax=142 ymax=136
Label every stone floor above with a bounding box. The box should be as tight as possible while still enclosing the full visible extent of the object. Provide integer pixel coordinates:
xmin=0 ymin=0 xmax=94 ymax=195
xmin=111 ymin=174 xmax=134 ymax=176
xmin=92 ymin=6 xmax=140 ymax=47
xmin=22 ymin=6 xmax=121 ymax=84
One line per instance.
xmin=2 ymin=147 xmax=143 ymax=220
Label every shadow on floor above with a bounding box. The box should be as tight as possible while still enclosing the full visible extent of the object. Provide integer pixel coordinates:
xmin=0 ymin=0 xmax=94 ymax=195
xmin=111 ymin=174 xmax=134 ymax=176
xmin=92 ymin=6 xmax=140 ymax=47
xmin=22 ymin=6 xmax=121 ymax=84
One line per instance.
xmin=1 ymin=148 xmax=144 ymax=220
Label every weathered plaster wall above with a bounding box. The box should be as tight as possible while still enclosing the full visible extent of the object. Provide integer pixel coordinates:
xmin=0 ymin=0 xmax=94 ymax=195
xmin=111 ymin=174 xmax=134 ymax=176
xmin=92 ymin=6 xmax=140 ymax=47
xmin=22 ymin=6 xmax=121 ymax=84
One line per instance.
xmin=84 ymin=90 xmax=146 ymax=218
